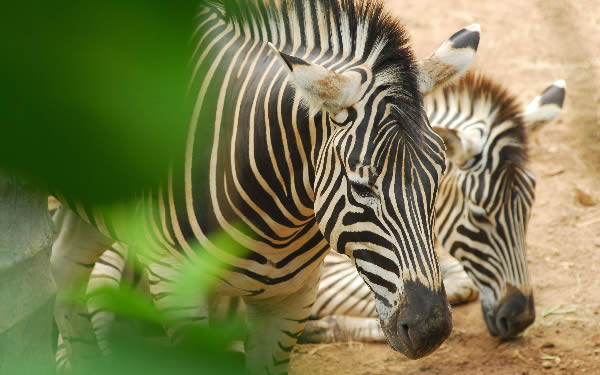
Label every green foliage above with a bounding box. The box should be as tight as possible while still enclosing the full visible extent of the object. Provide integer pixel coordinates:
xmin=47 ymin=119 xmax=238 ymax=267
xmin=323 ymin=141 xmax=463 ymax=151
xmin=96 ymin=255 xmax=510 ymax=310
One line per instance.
xmin=6 ymin=282 xmax=250 ymax=375
xmin=85 ymin=284 xmax=250 ymax=375
xmin=1 ymin=1 xmax=200 ymax=203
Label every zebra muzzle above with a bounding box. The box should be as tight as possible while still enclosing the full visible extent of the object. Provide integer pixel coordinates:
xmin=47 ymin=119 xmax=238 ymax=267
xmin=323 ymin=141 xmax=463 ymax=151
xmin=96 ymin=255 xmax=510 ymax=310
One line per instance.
xmin=381 ymin=281 xmax=452 ymax=359
xmin=483 ymin=286 xmax=535 ymax=339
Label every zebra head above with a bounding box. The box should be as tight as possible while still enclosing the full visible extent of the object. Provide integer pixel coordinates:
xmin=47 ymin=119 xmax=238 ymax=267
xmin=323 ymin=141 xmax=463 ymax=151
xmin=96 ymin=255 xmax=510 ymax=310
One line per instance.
xmin=429 ymin=75 xmax=566 ymax=338
xmin=270 ymin=22 xmax=480 ymax=358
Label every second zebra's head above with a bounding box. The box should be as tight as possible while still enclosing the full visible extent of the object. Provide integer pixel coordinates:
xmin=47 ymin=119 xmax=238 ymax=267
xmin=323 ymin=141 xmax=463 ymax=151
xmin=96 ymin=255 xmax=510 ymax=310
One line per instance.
xmin=270 ymin=21 xmax=480 ymax=358
xmin=429 ymin=74 xmax=566 ymax=338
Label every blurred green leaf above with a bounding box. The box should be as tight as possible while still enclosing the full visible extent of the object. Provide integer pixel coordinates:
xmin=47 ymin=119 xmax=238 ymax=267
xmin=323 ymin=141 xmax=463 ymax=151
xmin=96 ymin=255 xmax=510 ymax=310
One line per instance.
xmin=1 ymin=1 xmax=200 ymax=203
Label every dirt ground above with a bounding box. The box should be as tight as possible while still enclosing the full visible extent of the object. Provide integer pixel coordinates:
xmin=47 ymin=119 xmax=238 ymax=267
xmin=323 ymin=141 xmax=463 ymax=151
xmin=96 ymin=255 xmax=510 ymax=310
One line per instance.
xmin=290 ymin=1 xmax=600 ymax=374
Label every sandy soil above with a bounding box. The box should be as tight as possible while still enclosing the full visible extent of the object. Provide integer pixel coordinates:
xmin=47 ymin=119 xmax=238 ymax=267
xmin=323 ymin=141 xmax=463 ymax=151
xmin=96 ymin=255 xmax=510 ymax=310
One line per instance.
xmin=290 ymin=1 xmax=600 ymax=374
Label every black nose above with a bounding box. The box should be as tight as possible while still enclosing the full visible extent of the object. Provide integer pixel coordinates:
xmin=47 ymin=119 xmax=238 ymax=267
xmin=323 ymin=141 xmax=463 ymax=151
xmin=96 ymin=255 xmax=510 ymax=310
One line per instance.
xmin=382 ymin=281 xmax=452 ymax=359
xmin=484 ymin=288 xmax=535 ymax=338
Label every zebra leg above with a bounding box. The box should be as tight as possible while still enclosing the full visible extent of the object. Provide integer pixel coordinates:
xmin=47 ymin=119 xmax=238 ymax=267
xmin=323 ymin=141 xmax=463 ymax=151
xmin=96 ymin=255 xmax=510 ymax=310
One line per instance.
xmin=55 ymin=333 xmax=71 ymax=374
xmin=301 ymin=315 xmax=386 ymax=343
xmin=86 ymin=243 xmax=129 ymax=356
xmin=243 ymin=272 xmax=320 ymax=375
xmin=438 ymin=248 xmax=479 ymax=305
xmin=51 ymin=207 xmax=114 ymax=371
xmin=147 ymin=259 xmax=210 ymax=343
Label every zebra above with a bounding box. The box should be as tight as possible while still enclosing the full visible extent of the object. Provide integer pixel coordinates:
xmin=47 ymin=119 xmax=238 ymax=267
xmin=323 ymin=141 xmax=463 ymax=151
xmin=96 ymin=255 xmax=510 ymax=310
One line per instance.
xmin=50 ymin=1 xmax=481 ymax=373
xmin=301 ymin=74 xmax=567 ymax=343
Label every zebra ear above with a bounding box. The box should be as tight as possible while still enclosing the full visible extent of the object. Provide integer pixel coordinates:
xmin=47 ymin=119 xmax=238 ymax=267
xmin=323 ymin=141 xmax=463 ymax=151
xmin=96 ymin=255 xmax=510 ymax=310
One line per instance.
xmin=433 ymin=126 xmax=483 ymax=167
xmin=268 ymin=42 xmax=365 ymax=114
xmin=522 ymin=80 xmax=566 ymax=129
xmin=417 ymin=24 xmax=480 ymax=95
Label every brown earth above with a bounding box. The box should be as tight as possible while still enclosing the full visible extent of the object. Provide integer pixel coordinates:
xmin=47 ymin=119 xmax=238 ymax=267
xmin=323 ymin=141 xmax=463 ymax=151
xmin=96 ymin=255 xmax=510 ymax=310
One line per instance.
xmin=290 ymin=1 xmax=600 ymax=374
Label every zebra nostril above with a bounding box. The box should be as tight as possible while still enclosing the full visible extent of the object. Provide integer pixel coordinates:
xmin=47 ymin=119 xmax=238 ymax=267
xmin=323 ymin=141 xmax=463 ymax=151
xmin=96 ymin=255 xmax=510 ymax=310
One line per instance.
xmin=498 ymin=316 xmax=509 ymax=335
xmin=398 ymin=323 xmax=413 ymax=350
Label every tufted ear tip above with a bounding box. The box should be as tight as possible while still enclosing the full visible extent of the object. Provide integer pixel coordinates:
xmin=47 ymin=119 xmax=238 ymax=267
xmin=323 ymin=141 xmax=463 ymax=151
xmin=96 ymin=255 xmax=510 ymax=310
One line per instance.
xmin=553 ymin=79 xmax=566 ymax=89
xmin=449 ymin=24 xmax=480 ymax=51
xmin=417 ymin=24 xmax=481 ymax=95
xmin=523 ymin=79 xmax=567 ymax=128
xmin=268 ymin=42 xmax=310 ymax=73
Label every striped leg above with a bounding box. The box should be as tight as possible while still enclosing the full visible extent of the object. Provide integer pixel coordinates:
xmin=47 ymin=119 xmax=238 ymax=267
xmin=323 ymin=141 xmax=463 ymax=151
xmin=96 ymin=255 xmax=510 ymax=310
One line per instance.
xmin=438 ymin=248 xmax=479 ymax=305
xmin=55 ymin=334 xmax=71 ymax=374
xmin=147 ymin=260 xmax=210 ymax=343
xmin=51 ymin=207 xmax=114 ymax=371
xmin=86 ymin=243 xmax=129 ymax=356
xmin=301 ymin=315 xmax=385 ymax=343
xmin=244 ymin=270 xmax=320 ymax=375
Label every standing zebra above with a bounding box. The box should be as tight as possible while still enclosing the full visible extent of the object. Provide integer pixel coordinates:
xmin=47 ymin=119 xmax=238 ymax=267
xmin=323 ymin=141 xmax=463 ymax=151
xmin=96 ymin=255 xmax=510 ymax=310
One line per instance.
xmin=302 ymin=74 xmax=567 ymax=343
xmin=50 ymin=1 xmax=480 ymax=373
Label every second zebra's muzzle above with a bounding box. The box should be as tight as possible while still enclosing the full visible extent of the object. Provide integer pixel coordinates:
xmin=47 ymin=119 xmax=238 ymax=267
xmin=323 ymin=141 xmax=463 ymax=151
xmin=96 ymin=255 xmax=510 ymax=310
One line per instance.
xmin=482 ymin=285 xmax=535 ymax=338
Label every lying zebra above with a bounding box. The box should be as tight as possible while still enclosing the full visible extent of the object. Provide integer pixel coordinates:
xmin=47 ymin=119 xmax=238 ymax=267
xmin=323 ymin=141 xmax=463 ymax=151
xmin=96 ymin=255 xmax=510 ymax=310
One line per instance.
xmin=50 ymin=1 xmax=481 ymax=373
xmin=55 ymin=72 xmax=565 ymax=370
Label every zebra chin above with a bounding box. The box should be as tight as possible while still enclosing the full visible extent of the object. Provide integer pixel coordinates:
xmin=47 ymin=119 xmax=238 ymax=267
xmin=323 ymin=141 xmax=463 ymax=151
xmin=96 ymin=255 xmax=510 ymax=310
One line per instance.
xmin=379 ymin=281 xmax=452 ymax=359
xmin=481 ymin=285 xmax=535 ymax=339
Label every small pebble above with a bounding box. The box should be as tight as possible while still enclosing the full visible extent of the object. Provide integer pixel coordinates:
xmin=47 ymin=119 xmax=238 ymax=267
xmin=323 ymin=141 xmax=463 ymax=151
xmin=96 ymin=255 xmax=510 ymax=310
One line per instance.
xmin=542 ymin=360 xmax=553 ymax=369
xmin=542 ymin=342 xmax=555 ymax=349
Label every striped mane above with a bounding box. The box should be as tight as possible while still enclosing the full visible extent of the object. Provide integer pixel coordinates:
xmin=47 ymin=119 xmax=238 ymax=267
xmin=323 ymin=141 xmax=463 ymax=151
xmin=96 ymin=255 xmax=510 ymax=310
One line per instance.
xmin=435 ymin=72 xmax=528 ymax=168
xmin=199 ymin=0 xmax=426 ymax=131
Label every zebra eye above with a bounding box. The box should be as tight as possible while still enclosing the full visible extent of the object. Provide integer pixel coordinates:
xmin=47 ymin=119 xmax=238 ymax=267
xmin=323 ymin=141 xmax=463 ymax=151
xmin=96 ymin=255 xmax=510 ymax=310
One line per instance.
xmin=351 ymin=182 xmax=378 ymax=199
xmin=330 ymin=106 xmax=357 ymax=126
xmin=333 ymin=109 xmax=349 ymax=124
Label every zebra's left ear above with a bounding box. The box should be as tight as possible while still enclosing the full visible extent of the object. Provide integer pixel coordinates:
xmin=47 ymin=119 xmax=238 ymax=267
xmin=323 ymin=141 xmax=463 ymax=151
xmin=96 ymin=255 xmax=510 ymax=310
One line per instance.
xmin=433 ymin=126 xmax=483 ymax=167
xmin=268 ymin=43 xmax=368 ymax=116
xmin=417 ymin=24 xmax=480 ymax=95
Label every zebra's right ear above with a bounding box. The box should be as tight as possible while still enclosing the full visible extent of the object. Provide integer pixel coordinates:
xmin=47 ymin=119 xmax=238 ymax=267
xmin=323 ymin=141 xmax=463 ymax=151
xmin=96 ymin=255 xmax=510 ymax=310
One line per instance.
xmin=417 ymin=24 xmax=480 ymax=95
xmin=268 ymin=42 xmax=366 ymax=116
xmin=522 ymin=80 xmax=566 ymax=129
xmin=433 ymin=126 xmax=483 ymax=167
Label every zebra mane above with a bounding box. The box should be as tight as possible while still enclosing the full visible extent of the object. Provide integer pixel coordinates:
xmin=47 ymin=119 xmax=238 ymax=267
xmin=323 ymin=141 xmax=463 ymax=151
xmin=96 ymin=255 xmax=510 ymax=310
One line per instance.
xmin=200 ymin=0 xmax=425 ymax=133
xmin=442 ymin=72 xmax=528 ymax=167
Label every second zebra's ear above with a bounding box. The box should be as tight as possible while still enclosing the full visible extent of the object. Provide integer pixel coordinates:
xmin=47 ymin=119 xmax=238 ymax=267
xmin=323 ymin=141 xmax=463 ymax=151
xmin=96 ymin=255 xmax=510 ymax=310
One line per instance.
xmin=268 ymin=43 xmax=369 ymax=116
xmin=522 ymin=80 xmax=566 ymax=129
xmin=433 ymin=126 xmax=483 ymax=167
xmin=417 ymin=24 xmax=480 ymax=95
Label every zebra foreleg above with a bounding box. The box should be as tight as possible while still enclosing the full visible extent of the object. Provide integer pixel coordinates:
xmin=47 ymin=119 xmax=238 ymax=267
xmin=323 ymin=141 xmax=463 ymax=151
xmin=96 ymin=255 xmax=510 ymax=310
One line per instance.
xmin=51 ymin=207 xmax=114 ymax=371
xmin=55 ymin=244 xmax=130 ymax=373
xmin=438 ymin=249 xmax=479 ymax=305
xmin=301 ymin=315 xmax=386 ymax=343
xmin=147 ymin=259 xmax=210 ymax=343
xmin=243 ymin=272 xmax=320 ymax=375
xmin=85 ymin=243 xmax=130 ymax=356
